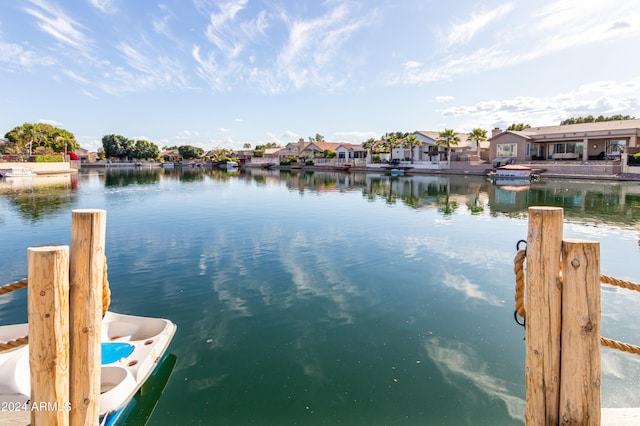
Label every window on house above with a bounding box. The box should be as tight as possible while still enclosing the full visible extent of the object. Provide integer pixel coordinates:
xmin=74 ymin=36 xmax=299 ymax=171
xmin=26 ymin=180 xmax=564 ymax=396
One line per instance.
xmin=338 ymin=152 xmax=345 ymax=158
xmin=496 ymin=143 xmax=517 ymax=157
xmin=526 ymin=143 xmax=531 ymax=157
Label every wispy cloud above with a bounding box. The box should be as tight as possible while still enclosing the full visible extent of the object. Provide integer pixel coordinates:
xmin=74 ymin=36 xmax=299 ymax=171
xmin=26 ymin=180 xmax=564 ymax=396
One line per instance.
xmin=440 ymin=3 xmax=514 ymax=48
xmin=276 ymin=3 xmax=368 ymax=89
xmin=103 ymin=41 xmax=189 ymax=93
xmin=395 ymin=0 xmax=640 ymax=85
xmin=24 ymin=0 xmax=91 ymax=50
xmin=88 ymin=0 xmax=117 ymax=14
xmin=0 ymin=41 xmax=55 ymax=68
xmin=204 ymin=0 xmax=248 ymax=58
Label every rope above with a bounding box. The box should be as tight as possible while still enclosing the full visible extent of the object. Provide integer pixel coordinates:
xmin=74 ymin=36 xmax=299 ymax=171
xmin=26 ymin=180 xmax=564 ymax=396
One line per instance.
xmin=513 ymin=249 xmax=526 ymax=319
xmin=0 ymin=257 xmax=111 ymax=353
xmin=0 ymin=278 xmax=28 ymax=296
xmin=601 ymin=337 xmax=640 ymax=356
xmin=513 ymin=246 xmax=640 ymax=356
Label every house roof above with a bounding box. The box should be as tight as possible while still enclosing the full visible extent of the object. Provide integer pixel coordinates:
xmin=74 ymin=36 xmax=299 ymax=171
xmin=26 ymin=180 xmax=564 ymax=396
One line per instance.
xmin=491 ymin=120 xmax=640 ymax=141
xmin=524 ymin=119 xmax=640 ymax=135
xmin=336 ymin=143 xmax=364 ymax=151
xmin=414 ymin=130 xmax=470 ymax=147
xmin=307 ymin=142 xmax=344 ymax=152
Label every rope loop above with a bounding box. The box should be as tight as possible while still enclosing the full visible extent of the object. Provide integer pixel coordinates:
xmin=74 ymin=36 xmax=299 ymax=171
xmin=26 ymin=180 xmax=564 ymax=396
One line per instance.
xmin=513 ymin=239 xmax=640 ymax=357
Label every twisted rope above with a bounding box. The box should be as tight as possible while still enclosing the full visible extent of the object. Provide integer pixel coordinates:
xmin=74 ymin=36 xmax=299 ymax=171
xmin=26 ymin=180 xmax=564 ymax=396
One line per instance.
xmin=0 ymin=278 xmax=28 ymax=296
xmin=514 ymin=247 xmax=640 ymax=356
xmin=0 ymin=257 xmax=111 ymax=353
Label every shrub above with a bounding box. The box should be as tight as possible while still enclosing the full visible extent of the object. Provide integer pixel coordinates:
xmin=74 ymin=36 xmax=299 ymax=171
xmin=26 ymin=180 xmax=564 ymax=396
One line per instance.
xmin=35 ymin=155 xmax=63 ymax=162
xmin=629 ymin=153 xmax=640 ymax=165
xmin=280 ymin=157 xmax=294 ymax=166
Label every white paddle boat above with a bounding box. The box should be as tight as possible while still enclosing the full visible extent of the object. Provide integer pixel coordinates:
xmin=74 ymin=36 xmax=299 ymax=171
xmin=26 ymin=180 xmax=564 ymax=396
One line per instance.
xmin=0 ymin=311 xmax=176 ymax=425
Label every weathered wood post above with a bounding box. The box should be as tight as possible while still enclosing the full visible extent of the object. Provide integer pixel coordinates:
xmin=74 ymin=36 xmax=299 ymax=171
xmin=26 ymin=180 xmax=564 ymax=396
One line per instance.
xmin=525 ymin=207 xmax=563 ymax=425
xmin=28 ymin=245 xmax=70 ymax=426
xmin=560 ymin=239 xmax=601 ymax=425
xmin=69 ymin=209 xmax=106 ymax=426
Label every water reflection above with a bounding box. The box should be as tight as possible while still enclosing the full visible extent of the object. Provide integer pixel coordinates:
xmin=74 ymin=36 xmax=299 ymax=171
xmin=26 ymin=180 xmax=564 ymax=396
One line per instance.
xmin=0 ymin=174 xmax=78 ymax=223
xmin=104 ymin=168 xmax=162 ymax=186
xmin=3 ymin=168 xmax=640 ymax=230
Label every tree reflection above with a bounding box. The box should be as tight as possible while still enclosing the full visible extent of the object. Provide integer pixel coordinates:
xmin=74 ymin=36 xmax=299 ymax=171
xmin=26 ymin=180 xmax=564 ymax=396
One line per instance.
xmin=1 ymin=175 xmax=77 ymax=223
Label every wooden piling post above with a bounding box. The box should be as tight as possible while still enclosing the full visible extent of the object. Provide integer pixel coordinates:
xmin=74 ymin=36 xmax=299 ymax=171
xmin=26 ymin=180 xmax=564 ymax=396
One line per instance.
xmin=28 ymin=245 xmax=70 ymax=426
xmin=69 ymin=209 xmax=106 ymax=426
xmin=525 ymin=207 xmax=564 ymax=425
xmin=560 ymin=239 xmax=601 ymax=425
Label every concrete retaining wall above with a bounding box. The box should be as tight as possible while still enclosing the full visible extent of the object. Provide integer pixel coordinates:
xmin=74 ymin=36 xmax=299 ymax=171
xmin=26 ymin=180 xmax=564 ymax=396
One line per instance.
xmin=0 ymin=162 xmax=74 ymax=174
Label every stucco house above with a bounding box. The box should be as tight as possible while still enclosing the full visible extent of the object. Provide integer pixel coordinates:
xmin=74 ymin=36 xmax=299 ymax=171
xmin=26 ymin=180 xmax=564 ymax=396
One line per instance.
xmin=489 ymin=120 xmax=640 ymax=174
xmin=335 ymin=143 xmax=366 ymax=163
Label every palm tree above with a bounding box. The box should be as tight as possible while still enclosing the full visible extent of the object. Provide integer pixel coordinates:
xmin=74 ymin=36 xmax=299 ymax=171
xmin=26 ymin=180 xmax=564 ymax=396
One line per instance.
xmin=384 ymin=134 xmax=402 ymax=163
xmin=467 ymin=128 xmax=487 ymax=158
xmin=243 ymin=143 xmax=252 ymax=149
xmin=436 ymin=129 xmax=460 ymax=168
xmin=403 ymin=134 xmax=422 ymax=164
xmin=362 ymin=138 xmax=378 ymax=164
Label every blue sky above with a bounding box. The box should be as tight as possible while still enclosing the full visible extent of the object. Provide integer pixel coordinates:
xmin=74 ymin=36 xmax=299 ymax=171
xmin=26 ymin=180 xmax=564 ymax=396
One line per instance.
xmin=1 ymin=0 xmax=639 ymax=152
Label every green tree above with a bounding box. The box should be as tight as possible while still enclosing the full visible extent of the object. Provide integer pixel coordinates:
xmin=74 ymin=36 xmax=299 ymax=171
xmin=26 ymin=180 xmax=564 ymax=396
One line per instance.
xmin=178 ymin=145 xmax=204 ymax=159
xmin=309 ymin=133 xmax=324 ymax=142
xmin=506 ymin=123 xmax=531 ymax=131
xmin=102 ymin=134 xmax=133 ymax=159
xmin=243 ymin=143 xmax=252 ymax=149
xmin=362 ymin=138 xmax=378 ymax=163
xmin=560 ymin=115 xmax=635 ymax=125
xmin=383 ymin=134 xmax=402 ymax=162
xmin=436 ymin=129 xmax=460 ymax=167
xmin=467 ymin=128 xmax=487 ymax=157
xmin=323 ymin=149 xmax=336 ymax=158
xmin=5 ymin=123 xmax=77 ymax=157
xmin=402 ymin=134 xmax=422 ymax=163
xmin=133 ymin=139 xmax=160 ymax=159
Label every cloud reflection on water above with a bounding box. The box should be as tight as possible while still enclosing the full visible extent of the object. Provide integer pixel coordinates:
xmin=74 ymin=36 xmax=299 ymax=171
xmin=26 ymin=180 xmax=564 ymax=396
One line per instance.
xmin=424 ymin=337 xmax=525 ymax=422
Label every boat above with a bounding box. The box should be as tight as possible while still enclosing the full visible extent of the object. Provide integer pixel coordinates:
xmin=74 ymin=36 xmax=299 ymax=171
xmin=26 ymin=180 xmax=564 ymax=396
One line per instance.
xmin=226 ymin=161 xmax=239 ymax=170
xmin=389 ymin=168 xmax=405 ymax=176
xmin=0 ymin=168 xmax=35 ymax=178
xmin=487 ymin=164 xmax=533 ymax=179
xmin=0 ymin=311 xmax=176 ymax=425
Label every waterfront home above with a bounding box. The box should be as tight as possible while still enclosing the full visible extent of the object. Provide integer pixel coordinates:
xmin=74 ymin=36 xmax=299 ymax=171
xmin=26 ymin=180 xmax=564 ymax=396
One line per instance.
xmin=489 ymin=119 xmax=640 ymax=175
xmin=334 ymin=143 xmax=366 ymax=164
xmin=277 ymin=139 xmax=350 ymax=164
xmin=160 ymin=149 xmax=181 ymax=163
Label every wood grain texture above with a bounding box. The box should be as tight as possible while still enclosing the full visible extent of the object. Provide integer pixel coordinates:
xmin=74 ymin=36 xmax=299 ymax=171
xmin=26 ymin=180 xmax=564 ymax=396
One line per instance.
xmin=69 ymin=209 xmax=106 ymax=426
xmin=525 ymin=207 xmax=563 ymax=425
xmin=27 ymin=245 xmax=70 ymax=426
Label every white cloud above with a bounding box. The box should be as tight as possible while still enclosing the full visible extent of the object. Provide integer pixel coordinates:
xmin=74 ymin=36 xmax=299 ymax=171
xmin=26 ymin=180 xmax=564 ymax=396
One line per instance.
xmin=38 ymin=118 xmax=63 ymax=127
xmin=436 ymin=96 xmax=455 ymax=103
xmin=440 ymin=78 xmax=640 ymax=128
xmin=395 ymin=0 xmax=640 ymax=85
xmin=441 ymin=3 xmax=514 ymax=48
xmin=25 ymin=0 xmax=91 ymax=50
xmin=88 ymin=0 xmax=117 ymax=14
xmin=0 ymin=41 xmax=55 ymax=68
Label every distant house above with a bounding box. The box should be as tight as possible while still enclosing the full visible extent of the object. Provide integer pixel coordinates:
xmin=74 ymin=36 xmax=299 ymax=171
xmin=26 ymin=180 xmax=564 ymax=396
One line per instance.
xmin=278 ymin=139 xmax=350 ymax=162
xmin=263 ymin=147 xmax=282 ymax=159
xmin=160 ymin=149 xmax=181 ymax=162
xmin=489 ymin=120 xmax=640 ymax=164
xmin=74 ymin=147 xmax=89 ymax=161
xmin=410 ymin=131 xmax=471 ymax=162
xmin=335 ymin=143 xmax=366 ymax=163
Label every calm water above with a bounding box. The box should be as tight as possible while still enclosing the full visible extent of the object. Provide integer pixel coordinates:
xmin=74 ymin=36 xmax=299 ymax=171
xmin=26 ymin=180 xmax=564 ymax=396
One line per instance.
xmin=2 ymin=168 xmax=640 ymax=425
